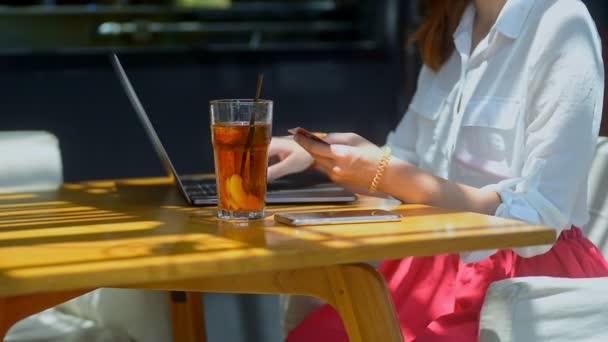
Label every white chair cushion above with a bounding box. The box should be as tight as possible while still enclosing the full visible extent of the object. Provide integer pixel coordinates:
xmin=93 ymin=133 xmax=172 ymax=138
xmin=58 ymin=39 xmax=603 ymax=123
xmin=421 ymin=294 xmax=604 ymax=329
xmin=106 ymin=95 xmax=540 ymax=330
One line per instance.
xmin=0 ymin=131 xmax=62 ymax=192
xmin=480 ymin=276 xmax=608 ymax=342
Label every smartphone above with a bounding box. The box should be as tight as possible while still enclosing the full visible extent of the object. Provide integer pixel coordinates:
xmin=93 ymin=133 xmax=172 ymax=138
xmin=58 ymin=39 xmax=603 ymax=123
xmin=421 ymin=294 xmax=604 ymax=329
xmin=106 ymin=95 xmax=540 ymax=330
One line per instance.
xmin=274 ymin=209 xmax=402 ymax=226
xmin=288 ymin=127 xmax=330 ymax=145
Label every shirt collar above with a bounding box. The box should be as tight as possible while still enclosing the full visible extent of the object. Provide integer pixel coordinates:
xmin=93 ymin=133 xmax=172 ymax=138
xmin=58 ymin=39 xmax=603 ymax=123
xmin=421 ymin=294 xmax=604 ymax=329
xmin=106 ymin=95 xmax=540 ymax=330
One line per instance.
xmin=453 ymin=0 xmax=536 ymax=46
xmin=494 ymin=0 xmax=536 ymax=39
xmin=452 ymin=0 xmax=535 ymax=57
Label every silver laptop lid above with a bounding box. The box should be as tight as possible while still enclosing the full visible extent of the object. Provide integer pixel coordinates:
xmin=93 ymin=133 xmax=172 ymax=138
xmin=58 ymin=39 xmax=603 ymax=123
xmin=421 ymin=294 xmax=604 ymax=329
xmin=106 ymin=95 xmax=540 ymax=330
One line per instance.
xmin=110 ymin=53 xmax=191 ymax=203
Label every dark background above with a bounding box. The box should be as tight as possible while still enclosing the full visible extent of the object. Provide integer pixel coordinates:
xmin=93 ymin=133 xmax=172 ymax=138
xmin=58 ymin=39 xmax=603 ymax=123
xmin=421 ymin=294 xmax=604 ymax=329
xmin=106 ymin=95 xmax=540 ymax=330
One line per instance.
xmin=1 ymin=0 xmax=412 ymax=182
xmin=1 ymin=1 xmax=607 ymax=341
xmin=1 ymin=50 xmax=404 ymax=181
xmin=2 ymin=0 xmax=606 ymax=183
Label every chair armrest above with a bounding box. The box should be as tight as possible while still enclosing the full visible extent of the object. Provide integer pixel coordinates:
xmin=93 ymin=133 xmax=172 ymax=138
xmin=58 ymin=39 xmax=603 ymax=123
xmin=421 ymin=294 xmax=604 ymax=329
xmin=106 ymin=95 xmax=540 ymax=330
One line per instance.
xmin=480 ymin=276 xmax=608 ymax=342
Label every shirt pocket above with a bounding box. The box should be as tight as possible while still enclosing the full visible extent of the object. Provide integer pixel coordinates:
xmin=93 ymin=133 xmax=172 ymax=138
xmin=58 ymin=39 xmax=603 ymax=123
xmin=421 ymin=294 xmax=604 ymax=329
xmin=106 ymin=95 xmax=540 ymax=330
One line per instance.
xmin=462 ymin=98 xmax=520 ymax=130
xmin=410 ymin=89 xmax=450 ymax=145
xmin=408 ymin=88 xmax=452 ymax=171
xmin=456 ymin=98 xmax=521 ymax=180
xmin=410 ymin=90 xmax=445 ymax=122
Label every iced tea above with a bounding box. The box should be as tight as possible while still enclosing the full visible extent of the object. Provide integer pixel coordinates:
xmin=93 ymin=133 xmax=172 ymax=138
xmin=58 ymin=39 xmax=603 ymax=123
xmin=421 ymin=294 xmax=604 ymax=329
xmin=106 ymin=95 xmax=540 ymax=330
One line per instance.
xmin=212 ymin=123 xmax=271 ymax=218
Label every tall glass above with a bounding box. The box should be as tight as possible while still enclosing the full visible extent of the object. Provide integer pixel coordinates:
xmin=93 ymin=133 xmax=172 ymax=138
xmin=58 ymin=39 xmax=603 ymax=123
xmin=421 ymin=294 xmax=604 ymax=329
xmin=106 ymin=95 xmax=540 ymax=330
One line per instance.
xmin=210 ymin=99 xmax=273 ymax=220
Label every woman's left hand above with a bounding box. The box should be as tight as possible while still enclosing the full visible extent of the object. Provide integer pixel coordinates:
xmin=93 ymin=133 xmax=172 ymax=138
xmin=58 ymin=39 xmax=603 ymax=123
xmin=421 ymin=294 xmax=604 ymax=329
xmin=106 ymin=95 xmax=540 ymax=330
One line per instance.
xmin=293 ymin=132 xmax=385 ymax=189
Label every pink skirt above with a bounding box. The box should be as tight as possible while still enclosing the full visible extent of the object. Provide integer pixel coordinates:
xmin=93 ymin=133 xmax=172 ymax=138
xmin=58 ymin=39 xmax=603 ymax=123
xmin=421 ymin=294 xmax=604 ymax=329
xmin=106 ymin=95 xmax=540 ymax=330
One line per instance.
xmin=286 ymin=227 xmax=608 ymax=342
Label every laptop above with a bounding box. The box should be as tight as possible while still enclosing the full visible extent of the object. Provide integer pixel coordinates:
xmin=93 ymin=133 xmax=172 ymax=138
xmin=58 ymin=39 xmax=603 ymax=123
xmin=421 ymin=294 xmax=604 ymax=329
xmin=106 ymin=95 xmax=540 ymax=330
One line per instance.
xmin=110 ymin=54 xmax=357 ymax=206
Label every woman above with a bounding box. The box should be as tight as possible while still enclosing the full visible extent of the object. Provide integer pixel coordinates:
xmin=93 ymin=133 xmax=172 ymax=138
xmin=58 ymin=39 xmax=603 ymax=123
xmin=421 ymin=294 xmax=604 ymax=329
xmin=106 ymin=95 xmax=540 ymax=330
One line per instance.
xmin=268 ymin=0 xmax=608 ymax=341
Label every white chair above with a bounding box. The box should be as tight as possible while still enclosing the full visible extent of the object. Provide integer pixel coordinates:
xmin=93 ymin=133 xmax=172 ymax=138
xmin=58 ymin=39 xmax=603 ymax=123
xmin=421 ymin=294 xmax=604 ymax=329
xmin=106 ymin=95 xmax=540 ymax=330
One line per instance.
xmin=584 ymin=136 xmax=608 ymax=256
xmin=56 ymin=289 xmax=173 ymax=342
xmin=0 ymin=131 xmax=62 ymax=193
xmin=1 ymin=131 xmax=172 ymax=342
xmin=479 ymin=137 xmax=608 ymax=342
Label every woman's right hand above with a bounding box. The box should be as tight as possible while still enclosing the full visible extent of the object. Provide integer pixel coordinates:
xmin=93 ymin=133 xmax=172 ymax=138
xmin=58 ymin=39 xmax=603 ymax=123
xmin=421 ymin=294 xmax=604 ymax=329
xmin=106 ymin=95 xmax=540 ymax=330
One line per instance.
xmin=267 ymin=137 xmax=314 ymax=181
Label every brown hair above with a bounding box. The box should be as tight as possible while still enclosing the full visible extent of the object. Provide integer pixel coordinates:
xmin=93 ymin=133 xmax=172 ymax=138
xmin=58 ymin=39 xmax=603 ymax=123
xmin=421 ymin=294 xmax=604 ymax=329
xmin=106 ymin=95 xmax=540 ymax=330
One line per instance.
xmin=410 ymin=0 xmax=471 ymax=71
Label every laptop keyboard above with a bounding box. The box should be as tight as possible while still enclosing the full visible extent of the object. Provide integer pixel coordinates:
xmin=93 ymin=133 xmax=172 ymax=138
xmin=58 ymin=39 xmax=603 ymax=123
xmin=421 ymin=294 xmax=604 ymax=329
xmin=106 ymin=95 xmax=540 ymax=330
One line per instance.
xmin=182 ymin=170 xmax=337 ymax=201
xmin=182 ymin=180 xmax=282 ymax=199
xmin=182 ymin=182 xmax=218 ymax=198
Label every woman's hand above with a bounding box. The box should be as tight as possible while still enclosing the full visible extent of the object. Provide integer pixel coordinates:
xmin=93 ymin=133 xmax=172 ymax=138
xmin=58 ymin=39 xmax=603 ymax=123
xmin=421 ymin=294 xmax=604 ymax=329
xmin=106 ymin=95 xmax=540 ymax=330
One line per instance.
xmin=267 ymin=137 xmax=314 ymax=181
xmin=294 ymin=132 xmax=384 ymax=189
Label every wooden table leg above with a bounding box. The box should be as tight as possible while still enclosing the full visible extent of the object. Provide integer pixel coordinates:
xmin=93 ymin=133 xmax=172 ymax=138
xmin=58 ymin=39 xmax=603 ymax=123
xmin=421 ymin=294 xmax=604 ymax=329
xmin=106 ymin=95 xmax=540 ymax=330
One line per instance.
xmin=324 ymin=264 xmax=403 ymax=342
xmin=170 ymin=291 xmax=207 ymax=342
xmin=0 ymin=289 xmax=91 ymax=340
xmin=136 ymin=263 xmax=403 ymax=342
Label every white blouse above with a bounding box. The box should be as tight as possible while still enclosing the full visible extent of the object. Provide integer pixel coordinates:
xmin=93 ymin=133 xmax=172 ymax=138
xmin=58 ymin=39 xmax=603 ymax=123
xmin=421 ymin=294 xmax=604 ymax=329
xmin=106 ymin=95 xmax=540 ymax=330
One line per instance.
xmin=386 ymin=0 xmax=604 ymax=263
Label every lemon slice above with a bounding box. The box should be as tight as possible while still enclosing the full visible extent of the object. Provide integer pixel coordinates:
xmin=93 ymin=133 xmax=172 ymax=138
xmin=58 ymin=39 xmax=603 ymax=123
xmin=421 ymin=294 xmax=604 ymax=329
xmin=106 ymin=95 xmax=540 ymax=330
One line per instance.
xmin=226 ymin=175 xmax=262 ymax=210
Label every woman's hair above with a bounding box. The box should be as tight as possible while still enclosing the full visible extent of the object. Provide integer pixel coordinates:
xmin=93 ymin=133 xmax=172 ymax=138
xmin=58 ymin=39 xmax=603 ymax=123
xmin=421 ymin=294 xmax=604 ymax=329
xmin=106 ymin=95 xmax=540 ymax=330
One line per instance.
xmin=410 ymin=0 xmax=471 ymax=71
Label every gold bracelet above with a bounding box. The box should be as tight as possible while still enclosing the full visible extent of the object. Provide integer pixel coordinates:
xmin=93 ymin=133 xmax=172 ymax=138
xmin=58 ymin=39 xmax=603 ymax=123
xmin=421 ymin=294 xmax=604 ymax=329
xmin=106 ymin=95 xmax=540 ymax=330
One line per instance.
xmin=369 ymin=147 xmax=392 ymax=194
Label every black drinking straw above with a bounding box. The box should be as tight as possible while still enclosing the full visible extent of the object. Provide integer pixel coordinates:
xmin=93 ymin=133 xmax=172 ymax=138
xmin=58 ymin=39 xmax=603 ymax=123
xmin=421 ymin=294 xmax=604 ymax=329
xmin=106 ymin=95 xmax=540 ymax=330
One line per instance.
xmin=240 ymin=73 xmax=264 ymax=177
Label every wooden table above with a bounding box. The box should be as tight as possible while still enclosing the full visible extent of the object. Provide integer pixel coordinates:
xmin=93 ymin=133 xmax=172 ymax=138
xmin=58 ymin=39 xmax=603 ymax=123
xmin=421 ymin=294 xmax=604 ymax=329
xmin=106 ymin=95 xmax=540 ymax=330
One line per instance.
xmin=0 ymin=177 xmax=556 ymax=341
